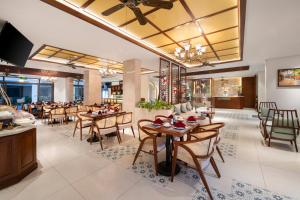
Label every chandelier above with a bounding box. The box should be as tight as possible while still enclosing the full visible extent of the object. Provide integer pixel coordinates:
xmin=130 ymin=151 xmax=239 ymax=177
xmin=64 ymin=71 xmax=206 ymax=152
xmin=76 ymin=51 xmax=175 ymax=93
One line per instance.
xmin=98 ymin=67 xmax=117 ymax=76
xmin=41 ymin=76 xmax=57 ymax=82
xmin=174 ymin=42 xmax=206 ymax=63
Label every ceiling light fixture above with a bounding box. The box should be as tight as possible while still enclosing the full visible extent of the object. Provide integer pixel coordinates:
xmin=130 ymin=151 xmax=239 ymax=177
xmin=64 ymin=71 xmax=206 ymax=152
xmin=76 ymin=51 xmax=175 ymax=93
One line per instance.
xmin=99 ymin=67 xmax=117 ymax=77
xmin=174 ymin=41 xmax=206 ymax=63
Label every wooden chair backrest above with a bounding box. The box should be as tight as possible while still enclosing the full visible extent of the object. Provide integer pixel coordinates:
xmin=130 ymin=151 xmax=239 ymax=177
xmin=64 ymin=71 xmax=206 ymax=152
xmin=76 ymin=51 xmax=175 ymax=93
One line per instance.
xmin=137 ymin=119 xmax=160 ymax=141
xmin=267 ymin=109 xmax=300 ymax=131
xmin=258 ymin=102 xmax=277 ymax=112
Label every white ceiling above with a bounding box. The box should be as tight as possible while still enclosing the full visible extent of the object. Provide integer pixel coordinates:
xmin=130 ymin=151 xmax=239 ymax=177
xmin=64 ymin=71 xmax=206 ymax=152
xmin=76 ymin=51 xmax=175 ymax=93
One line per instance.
xmin=1 ymin=0 xmax=300 ymax=78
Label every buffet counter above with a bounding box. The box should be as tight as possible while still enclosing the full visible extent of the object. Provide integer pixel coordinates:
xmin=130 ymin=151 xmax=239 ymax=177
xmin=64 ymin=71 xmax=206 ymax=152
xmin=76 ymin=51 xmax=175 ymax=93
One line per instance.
xmin=0 ymin=125 xmax=37 ymax=189
xmin=212 ymin=96 xmax=244 ymax=109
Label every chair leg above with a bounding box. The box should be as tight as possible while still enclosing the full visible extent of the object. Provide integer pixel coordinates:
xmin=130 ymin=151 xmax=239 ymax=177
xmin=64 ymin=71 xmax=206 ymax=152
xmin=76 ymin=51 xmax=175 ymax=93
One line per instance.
xmin=210 ymin=157 xmax=221 ymax=178
xmin=132 ymin=139 xmax=146 ymax=166
xmin=73 ymin=122 xmax=78 ymax=137
xmin=131 ymin=126 xmax=135 ymax=138
xmin=268 ymin=136 xmax=271 ymax=147
xmin=290 ymin=140 xmax=293 ymax=145
xmin=216 ymin=146 xmax=225 ymax=163
xmin=152 ymin=138 xmax=159 ymax=176
xmin=194 ymin=158 xmax=214 ymax=200
xmin=294 ymin=139 xmax=298 ymax=152
xmin=171 ymin=145 xmax=178 ymax=182
xmin=80 ymin=127 xmax=83 ymax=141
xmin=116 ymin=129 xmax=122 ymax=144
xmin=98 ymin=132 xmax=103 ymax=150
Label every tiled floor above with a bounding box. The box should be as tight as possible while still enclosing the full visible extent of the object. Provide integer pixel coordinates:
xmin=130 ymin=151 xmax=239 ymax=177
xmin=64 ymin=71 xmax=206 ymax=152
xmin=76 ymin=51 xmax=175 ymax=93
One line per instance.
xmin=1 ymin=109 xmax=300 ymax=200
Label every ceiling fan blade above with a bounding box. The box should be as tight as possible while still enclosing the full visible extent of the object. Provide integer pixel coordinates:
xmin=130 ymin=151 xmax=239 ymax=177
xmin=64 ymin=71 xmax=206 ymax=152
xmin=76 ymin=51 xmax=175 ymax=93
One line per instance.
xmin=142 ymin=0 xmax=173 ymax=9
xmin=102 ymin=4 xmax=125 ymax=16
xmin=129 ymin=7 xmax=147 ymax=25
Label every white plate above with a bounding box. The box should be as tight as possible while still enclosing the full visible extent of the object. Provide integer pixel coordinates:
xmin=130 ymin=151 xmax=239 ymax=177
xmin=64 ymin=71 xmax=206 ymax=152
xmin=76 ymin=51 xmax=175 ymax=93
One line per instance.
xmin=174 ymin=127 xmax=185 ymax=130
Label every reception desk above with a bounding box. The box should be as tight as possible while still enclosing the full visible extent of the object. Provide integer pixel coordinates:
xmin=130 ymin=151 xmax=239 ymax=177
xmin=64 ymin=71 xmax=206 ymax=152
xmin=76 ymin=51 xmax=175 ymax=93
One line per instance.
xmin=212 ymin=96 xmax=244 ymax=109
xmin=0 ymin=126 xmax=37 ymax=189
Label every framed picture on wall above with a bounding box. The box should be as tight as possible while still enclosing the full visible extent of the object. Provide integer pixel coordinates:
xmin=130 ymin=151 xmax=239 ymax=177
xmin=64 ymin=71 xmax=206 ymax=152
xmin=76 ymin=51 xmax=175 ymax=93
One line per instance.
xmin=278 ymin=68 xmax=300 ymax=87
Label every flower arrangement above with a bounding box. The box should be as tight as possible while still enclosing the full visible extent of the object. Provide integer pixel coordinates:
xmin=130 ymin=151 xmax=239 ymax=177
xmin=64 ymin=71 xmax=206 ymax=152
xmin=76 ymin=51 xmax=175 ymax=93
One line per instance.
xmin=136 ymin=100 xmax=173 ymax=111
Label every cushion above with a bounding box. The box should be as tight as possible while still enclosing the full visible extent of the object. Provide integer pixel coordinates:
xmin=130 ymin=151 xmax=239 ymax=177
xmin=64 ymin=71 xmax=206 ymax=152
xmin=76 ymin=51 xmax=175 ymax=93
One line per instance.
xmin=174 ymin=104 xmax=181 ymax=115
xmin=260 ymin=107 xmax=275 ymax=118
xmin=186 ymin=102 xmax=192 ymax=111
xmin=181 ymin=103 xmax=187 ymax=113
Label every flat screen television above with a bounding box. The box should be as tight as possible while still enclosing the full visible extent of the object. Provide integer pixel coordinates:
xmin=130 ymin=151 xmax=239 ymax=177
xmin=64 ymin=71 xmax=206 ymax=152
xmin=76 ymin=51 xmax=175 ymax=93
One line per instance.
xmin=0 ymin=22 xmax=33 ymax=67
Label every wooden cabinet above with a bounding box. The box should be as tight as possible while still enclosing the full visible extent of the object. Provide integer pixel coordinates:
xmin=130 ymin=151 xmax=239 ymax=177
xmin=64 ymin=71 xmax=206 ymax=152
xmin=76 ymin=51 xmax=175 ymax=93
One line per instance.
xmin=0 ymin=128 xmax=37 ymax=189
xmin=212 ymin=96 xmax=244 ymax=109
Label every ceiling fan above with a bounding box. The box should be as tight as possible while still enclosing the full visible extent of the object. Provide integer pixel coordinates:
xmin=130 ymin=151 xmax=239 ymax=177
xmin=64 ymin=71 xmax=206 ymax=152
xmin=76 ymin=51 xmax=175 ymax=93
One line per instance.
xmin=198 ymin=61 xmax=215 ymax=68
xmin=101 ymin=0 xmax=173 ymax=25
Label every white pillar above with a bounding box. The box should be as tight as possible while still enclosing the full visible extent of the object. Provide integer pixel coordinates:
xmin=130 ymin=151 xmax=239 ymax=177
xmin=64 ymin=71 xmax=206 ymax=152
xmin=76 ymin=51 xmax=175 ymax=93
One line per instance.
xmin=123 ymin=59 xmax=141 ymax=112
xmin=141 ymin=74 xmax=149 ymax=101
xmin=65 ymin=77 xmax=74 ymax=102
xmin=84 ymin=70 xmax=101 ymax=105
xmin=54 ymin=78 xmax=67 ymax=102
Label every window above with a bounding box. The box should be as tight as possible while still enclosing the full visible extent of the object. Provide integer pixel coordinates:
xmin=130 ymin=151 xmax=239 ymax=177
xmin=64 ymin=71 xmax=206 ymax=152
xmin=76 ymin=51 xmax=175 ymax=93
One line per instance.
xmin=73 ymin=79 xmax=84 ymax=101
xmin=0 ymin=75 xmax=54 ymax=105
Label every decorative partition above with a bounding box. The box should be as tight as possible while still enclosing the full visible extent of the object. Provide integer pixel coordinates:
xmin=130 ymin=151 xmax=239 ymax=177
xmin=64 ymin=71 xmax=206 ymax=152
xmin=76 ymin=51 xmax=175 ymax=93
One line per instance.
xmin=171 ymin=63 xmax=180 ymax=104
xmin=159 ymin=58 xmax=188 ymax=104
xmin=179 ymin=66 xmax=187 ymax=103
xmin=159 ymin=58 xmax=170 ymax=102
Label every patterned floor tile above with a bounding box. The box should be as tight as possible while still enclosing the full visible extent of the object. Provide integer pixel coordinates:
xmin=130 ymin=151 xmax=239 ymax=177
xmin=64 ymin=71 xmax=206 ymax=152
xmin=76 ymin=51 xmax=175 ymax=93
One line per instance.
xmin=218 ymin=142 xmax=237 ymax=158
xmin=231 ymin=180 xmax=294 ymax=200
xmin=96 ymin=145 xmax=138 ymax=160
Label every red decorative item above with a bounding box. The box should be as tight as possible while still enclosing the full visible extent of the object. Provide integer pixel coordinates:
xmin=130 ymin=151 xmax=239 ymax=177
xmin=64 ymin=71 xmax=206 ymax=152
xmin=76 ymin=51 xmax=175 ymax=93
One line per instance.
xmin=154 ymin=118 xmax=163 ymax=125
xmin=168 ymin=114 xmax=174 ymax=119
xmin=174 ymin=121 xmax=186 ymax=128
xmin=187 ymin=116 xmax=196 ymax=122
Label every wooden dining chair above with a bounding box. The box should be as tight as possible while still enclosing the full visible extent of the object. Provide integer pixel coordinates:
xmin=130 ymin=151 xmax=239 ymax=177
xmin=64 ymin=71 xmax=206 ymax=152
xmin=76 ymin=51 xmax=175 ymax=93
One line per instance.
xmin=258 ymin=102 xmax=277 ymax=123
xmin=78 ymin=105 xmax=88 ymax=112
xmin=117 ymin=112 xmax=135 ymax=137
xmin=73 ymin=112 xmax=93 ymax=141
xmin=49 ymin=107 xmax=66 ymax=126
xmin=132 ymin=119 xmax=166 ymax=175
xmin=66 ymin=106 xmax=78 ymax=121
xmin=42 ymin=106 xmax=51 ymax=124
xmin=171 ymin=130 xmax=220 ymax=200
xmin=93 ymin=115 xmax=121 ymax=150
xmin=193 ymin=123 xmax=225 ymax=162
xmin=263 ymin=109 xmax=300 ymax=152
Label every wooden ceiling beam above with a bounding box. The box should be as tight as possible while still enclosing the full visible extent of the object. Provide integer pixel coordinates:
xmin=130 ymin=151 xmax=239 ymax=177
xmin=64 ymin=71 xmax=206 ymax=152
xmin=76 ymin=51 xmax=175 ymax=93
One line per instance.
xmin=184 ymin=65 xmax=249 ymax=76
xmin=179 ymin=0 xmax=220 ymax=60
xmin=80 ymin=0 xmax=95 ymax=9
xmin=0 ymin=64 xmax=83 ymax=79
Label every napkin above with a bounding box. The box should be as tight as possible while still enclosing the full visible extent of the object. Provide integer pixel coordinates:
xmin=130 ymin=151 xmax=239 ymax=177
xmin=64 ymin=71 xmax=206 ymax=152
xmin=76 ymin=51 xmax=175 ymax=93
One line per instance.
xmin=168 ymin=114 xmax=174 ymax=119
xmin=154 ymin=118 xmax=163 ymax=125
xmin=87 ymin=110 xmax=92 ymax=114
xmin=187 ymin=116 xmax=196 ymax=121
xmin=174 ymin=121 xmax=186 ymax=128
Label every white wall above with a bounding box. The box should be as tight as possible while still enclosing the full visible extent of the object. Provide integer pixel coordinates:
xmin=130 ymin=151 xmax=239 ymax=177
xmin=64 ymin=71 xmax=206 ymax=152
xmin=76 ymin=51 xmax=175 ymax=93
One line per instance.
xmin=54 ymin=78 xmax=67 ymax=102
xmin=141 ymin=75 xmax=149 ymax=101
xmin=265 ymin=55 xmax=300 ymax=112
xmin=257 ymin=71 xmax=266 ymax=104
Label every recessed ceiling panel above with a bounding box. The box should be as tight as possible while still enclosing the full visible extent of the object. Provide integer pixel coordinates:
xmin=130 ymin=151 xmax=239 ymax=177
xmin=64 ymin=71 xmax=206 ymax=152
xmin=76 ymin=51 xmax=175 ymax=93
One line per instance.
xmin=185 ymin=0 xmax=237 ymax=18
xmin=212 ymin=39 xmax=239 ymax=50
xmin=207 ymin=27 xmax=238 ymax=44
xmin=42 ymin=0 xmax=245 ymax=66
xmin=200 ymin=8 xmax=238 ymax=33
xmin=165 ymin=22 xmax=202 ymax=42
xmin=146 ymin=1 xmax=192 ymax=30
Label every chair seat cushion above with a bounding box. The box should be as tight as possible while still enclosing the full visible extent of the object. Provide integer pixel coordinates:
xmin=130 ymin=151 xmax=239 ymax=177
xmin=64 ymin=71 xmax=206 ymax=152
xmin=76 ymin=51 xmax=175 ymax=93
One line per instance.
xmin=118 ymin=123 xmax=132 ymax=130
xmin=177 ymin=143 xmax=210 ymax=170
xmin=141 ymin=136 xmax=166 ymax=152
xmin=95 ymin=127 xmax=117 ymax=135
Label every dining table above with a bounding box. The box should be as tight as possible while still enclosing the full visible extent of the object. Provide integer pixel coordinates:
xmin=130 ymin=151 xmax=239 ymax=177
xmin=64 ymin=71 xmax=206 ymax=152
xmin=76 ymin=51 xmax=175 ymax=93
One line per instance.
xmin=142 ymin=116 xmax=206 ymax=177
xmin=81 ymin=111 xmax=126 ymax=143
